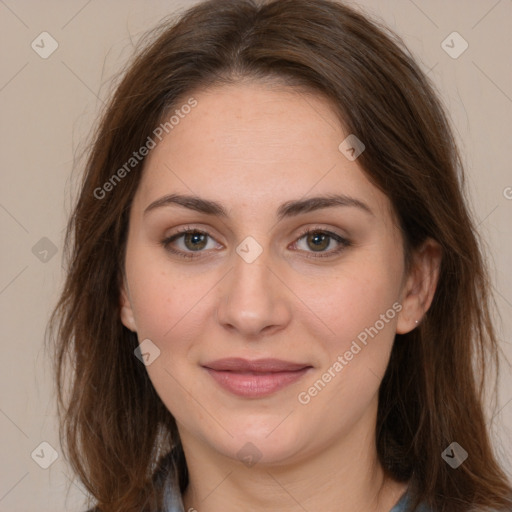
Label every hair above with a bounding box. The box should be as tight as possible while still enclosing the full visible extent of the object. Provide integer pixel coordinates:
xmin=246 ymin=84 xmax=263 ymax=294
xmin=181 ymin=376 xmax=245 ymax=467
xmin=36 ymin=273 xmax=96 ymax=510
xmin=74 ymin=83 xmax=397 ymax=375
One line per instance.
xmin=47 ymin=0 xmax=512 ymax=511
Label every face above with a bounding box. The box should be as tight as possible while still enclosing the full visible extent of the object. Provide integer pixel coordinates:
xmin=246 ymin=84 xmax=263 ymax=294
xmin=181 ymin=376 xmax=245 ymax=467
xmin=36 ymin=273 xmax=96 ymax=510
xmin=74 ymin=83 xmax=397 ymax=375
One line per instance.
xmin=120 ymin=81 xmax=425 ymax=467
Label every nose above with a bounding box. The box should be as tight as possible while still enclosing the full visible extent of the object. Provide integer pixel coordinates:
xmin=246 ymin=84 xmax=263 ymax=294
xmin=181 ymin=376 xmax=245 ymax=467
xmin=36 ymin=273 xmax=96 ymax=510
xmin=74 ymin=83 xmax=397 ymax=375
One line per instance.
xmin=215 ymin=250 xmax=292 ymax=339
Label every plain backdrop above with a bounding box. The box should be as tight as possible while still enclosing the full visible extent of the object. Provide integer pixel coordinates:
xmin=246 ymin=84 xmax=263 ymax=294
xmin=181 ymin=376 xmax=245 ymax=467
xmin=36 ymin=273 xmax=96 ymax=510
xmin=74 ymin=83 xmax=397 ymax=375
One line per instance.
xmin=0 ymin=1 xmax=511 ymax=510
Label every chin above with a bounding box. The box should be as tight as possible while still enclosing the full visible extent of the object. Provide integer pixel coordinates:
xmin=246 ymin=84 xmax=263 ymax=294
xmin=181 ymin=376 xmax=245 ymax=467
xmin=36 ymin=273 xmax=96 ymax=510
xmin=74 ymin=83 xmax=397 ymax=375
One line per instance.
xmin=210 ymin=416 xmax=309 ymax=467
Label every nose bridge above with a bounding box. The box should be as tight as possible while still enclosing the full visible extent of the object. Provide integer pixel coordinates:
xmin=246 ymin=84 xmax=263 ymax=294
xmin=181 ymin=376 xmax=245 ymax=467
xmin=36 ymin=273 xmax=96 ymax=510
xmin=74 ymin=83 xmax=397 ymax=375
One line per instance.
xmin=216 ymin=243 xmax=291 ymax=336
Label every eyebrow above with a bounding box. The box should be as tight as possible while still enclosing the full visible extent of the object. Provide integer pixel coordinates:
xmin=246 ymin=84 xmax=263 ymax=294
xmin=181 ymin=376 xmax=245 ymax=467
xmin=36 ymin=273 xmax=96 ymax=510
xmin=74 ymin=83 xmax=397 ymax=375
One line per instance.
xmin=143 ymin=193 xmax=374 ymax=220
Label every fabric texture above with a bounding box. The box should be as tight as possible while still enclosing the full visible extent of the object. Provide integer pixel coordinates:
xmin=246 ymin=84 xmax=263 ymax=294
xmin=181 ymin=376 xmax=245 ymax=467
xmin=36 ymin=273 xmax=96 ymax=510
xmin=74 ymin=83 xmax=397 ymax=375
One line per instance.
xmin=389 ymin=488 xmax=431 ymax=512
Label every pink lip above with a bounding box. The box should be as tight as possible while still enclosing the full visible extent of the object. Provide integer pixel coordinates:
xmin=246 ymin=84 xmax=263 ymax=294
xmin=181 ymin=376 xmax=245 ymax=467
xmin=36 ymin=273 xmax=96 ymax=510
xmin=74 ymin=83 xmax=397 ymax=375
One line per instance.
xmin=202 ymin=358 xmax=312 ymax=398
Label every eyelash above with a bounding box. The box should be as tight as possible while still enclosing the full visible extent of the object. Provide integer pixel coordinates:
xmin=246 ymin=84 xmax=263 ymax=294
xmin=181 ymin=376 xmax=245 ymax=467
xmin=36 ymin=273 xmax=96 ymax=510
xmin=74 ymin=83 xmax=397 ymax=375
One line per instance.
xmin=160 ymin=225 xmax=352 ymax=260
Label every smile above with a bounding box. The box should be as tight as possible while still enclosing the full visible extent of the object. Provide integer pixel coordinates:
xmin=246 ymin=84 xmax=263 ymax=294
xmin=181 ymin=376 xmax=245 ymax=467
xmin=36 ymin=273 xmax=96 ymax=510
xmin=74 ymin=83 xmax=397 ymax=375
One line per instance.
xmin=202 ymin=358 xmax=313 ymax=398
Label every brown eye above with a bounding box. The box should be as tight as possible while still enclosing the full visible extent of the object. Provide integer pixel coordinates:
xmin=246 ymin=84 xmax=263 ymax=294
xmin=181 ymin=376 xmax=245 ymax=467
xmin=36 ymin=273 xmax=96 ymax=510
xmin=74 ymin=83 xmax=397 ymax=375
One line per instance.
xmin=161 ymin=228 xmax=218 ymax=259
xmin=304 ymin=232 xmax=330 ymax=251
xmin=181 ymin=232 xmax=208 ymax=251
xmin=293 ymin=229 xmax=352 ymax=259
xmin=161 ymin=227 xmax=351 ymax=261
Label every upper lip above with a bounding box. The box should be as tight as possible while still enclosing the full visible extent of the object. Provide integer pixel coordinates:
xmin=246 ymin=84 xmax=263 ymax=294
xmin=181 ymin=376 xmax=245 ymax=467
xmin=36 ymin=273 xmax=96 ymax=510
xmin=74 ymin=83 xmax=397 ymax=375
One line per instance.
xmin=202 ymin=357 xmax=311 ymax=372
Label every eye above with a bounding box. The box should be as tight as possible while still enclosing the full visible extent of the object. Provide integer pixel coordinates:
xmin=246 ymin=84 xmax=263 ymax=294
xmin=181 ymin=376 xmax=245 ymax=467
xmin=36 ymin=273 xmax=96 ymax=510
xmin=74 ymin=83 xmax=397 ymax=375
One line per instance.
xmin=292 ymin=227 xmax=352 ymax=259
xmin=160 ymin=226 xmax=352 ymax=260
xmin=161 ymin=226 xmax=220 ymax=259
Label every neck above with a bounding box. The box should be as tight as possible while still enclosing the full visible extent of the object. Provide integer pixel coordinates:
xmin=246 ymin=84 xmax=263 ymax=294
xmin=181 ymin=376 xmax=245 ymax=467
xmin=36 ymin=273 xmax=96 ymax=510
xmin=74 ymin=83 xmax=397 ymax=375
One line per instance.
xmin=178 ymin=400 xmax=407 ymax=512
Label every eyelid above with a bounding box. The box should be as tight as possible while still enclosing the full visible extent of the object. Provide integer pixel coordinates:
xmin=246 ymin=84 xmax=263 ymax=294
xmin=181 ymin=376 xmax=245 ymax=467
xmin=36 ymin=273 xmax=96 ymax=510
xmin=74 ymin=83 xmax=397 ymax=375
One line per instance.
xmin=292 ymin=225 xmax=352 ymax=259
xmin=160 ymin=224 xmax=352 ymax=260
xmin=161 ymin=225 xmax=222 ymax=259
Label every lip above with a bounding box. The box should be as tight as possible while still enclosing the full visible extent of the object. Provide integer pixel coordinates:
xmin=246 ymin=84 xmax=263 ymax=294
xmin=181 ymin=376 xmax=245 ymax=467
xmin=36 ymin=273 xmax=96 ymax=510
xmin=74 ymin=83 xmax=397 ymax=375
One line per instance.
xmin=202 ymin=358 xmax=312 ymax=398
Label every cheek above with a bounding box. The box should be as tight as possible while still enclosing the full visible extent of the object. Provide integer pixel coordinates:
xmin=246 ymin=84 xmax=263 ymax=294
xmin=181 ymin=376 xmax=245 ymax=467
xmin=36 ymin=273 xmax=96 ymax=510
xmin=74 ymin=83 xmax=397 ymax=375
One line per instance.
xmin=303 ymin=253 xmax=402 ymax=347
xmin=125 ymin=251 xmax=212 ymax=419
xmin=294 ymin=249 xmax=402 ymax=406
xmin=126 ymin=247 xmax=208 ymax=341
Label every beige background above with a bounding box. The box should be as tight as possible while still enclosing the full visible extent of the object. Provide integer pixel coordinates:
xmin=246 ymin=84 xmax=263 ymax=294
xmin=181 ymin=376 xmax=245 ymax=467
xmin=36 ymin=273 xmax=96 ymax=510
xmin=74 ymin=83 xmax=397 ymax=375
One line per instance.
xmin=0 ymin=1 xmax=511 ymax=510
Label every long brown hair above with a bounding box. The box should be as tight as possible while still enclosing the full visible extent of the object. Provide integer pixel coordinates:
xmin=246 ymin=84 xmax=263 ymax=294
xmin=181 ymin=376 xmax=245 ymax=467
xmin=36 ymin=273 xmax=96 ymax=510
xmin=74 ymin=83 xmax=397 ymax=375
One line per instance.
xmin=47 ymin=0 xmax=512 ymax=510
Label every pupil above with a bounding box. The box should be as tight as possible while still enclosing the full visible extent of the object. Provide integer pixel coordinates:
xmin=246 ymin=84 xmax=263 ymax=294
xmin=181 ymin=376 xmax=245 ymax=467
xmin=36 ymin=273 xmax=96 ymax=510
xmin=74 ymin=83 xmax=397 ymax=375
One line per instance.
xmin=309 ymin=233 xmax=328 ymax=251
xmin=185 ymin=233 xmax=207 ymax=251
xmin=182 ymin=232 xmax=329 ymax=253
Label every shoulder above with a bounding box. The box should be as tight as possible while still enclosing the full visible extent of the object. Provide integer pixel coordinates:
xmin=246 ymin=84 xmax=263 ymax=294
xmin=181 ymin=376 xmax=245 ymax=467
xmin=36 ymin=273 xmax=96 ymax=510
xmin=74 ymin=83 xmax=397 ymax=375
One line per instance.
xmin=82 ymin=449 xmax=184 ymax=512
xmin=389 ymin=487 xmax=433 ymax=512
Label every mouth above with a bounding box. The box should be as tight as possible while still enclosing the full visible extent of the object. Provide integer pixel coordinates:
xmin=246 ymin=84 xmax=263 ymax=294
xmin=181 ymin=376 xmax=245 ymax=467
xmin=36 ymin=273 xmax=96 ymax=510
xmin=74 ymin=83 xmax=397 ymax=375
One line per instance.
xmin=202 ymin=358 xmax=313 ymax=398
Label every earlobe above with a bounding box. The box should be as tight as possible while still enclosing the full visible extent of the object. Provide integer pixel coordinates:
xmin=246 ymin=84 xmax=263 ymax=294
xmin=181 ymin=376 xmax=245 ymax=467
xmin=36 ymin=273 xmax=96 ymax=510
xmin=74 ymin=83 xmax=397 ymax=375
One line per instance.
xmin=120 ymin=282 xmax=137 ymax=332
xmin=396 ymin=238 xmax=442 ymax=334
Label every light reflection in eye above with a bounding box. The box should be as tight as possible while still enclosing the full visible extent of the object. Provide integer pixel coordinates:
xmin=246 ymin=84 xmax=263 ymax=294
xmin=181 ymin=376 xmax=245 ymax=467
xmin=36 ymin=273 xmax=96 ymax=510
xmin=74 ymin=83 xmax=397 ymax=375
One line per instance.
xmin=160 ymin=225 xmax=352 ymax=260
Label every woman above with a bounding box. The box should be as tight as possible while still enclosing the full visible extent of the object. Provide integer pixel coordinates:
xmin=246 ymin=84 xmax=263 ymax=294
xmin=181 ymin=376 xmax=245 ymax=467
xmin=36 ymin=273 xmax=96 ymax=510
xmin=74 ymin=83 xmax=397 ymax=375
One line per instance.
xmin=48 ymin=0 xmax=512 ymax=511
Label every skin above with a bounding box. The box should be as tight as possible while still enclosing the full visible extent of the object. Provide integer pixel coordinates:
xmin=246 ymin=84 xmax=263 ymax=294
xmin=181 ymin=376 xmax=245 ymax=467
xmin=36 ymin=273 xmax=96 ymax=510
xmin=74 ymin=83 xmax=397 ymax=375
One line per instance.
xmin=120 ymin=81 xmax=442 ymax=512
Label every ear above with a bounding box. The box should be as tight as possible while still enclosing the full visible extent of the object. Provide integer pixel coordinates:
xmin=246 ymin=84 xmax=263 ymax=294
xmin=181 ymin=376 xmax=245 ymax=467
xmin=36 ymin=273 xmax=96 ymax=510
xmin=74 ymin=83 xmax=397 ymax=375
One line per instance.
xmin=396 ymin=237 xmax=442 ymax=334
xmin=120 ymin=280 xmax=137 ymax=332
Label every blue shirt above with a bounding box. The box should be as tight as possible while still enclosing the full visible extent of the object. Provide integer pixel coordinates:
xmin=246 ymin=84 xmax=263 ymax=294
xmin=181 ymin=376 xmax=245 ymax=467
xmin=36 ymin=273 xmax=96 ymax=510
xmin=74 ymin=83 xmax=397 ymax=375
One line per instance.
xmin=390 ymin=488 xmax=431 ymax=511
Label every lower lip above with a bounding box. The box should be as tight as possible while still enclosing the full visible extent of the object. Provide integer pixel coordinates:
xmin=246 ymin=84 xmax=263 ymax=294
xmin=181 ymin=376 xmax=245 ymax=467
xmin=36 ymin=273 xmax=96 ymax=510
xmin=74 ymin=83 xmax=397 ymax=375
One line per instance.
xmin=204 ymin=367 xmax=311 ymax=398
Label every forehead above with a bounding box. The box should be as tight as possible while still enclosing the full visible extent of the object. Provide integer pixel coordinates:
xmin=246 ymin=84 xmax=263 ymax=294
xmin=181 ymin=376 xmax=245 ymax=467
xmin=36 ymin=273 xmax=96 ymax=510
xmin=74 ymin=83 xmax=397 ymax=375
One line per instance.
xmin=134 ymin=81 xmax=396 ymax=227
